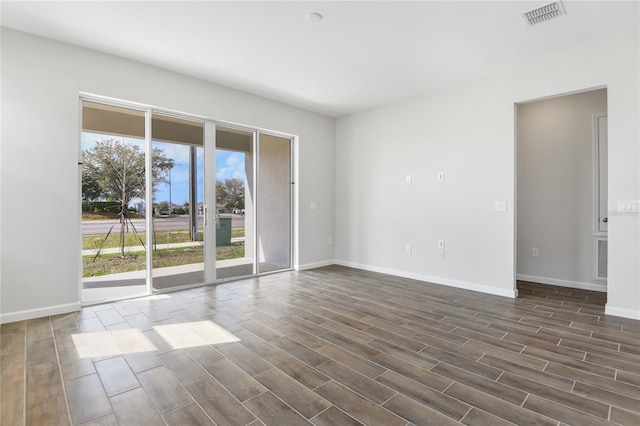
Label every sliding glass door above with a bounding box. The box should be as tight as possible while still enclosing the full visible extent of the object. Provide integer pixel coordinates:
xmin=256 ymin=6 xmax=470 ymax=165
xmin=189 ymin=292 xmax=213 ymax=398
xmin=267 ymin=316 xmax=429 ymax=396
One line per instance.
xmin=214 ymin=125 xmax=256 ymax=280
xmin=151 ymin=114 xmax=205 ymax=290
xmin=257 ymin=133 xmax=292 ymax=273
xmin=212 ymin=128 xmax=294 ymax=280
xmin=81 ymin=99 xmax=293 ymax=303
xmin=81 ymin=101 xmax=149 ymax=302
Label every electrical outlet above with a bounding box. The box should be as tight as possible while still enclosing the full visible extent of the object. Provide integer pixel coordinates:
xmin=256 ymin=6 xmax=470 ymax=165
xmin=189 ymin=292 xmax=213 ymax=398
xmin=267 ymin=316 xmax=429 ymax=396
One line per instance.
xmin=310 ymin=201 xmax=317 ymax=210
xmin=405 ymin=245 xmax=412 ymax=255
xmin=494 ymin=201 xmax=507 ymax=212
xmin=328 ymin=237 xmax=334 ymax=246
xmin=532 ymin=248 xmax=539 ymax=257
xmin=439 ymin=248 xmax=445 ymax=258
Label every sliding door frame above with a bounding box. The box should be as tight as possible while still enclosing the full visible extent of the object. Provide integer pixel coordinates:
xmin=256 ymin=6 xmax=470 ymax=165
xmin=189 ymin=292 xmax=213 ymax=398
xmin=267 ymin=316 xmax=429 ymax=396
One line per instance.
xmin=255 ymin=131 xmax=295 ymax=274
xmin=144 ymin=107 xmax=153 ymax=293
xmin=212 ymin=123 xmax=258 ymax=282
xmin=79 ymin=94 xmax=297 ymax=304
xmin=80 ymin=95 xmax=153 ymax=304
xmin=204 ymin=120 xmax=217 ymax=282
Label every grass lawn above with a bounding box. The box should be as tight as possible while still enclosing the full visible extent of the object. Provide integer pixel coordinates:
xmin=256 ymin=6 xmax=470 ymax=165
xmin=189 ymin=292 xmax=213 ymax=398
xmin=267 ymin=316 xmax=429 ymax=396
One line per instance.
xmin=83 ymin=243 xmax=245 ymax=277
xmin=83 ymin=228 xmax=244 ymax=250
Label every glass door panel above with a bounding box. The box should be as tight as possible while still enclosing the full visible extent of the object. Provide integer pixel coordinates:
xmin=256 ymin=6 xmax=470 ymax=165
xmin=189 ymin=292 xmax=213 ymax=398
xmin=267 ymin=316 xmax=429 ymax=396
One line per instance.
xmin=81 ymin=101 xmax=149 ymax=303
xmin=257 ymin=133 xmax=292 ymax=273
xmin=151 ymin=114 xmax=205 ymax=290
xmin=215 ymin=126 xmax=255 ymax=280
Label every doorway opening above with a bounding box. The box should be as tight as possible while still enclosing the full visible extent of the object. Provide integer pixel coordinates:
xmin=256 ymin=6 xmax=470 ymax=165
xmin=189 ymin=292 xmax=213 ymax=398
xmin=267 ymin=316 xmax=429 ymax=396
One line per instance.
xmin=515 ymin=88 xmax=607 ymax=294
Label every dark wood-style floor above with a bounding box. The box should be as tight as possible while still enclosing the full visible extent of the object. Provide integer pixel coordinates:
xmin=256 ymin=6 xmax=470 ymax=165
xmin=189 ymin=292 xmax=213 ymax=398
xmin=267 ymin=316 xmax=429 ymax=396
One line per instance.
xmin=2 ymin=265 xmax=639 ymax=425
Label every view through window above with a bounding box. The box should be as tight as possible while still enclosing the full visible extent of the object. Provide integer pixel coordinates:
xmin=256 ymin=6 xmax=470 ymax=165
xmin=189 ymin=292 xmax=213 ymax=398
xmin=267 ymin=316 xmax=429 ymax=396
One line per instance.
xmin=81 ymin=100 xmax=292 ymax=303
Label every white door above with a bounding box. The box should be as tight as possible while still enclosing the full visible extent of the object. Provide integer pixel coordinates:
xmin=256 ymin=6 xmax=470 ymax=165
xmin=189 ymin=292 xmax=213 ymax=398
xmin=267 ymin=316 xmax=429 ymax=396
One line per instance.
xmin=594 ymin=113 xmax=607 ymax=280
xmin=596 ymin=114 xmax=608 ymax=233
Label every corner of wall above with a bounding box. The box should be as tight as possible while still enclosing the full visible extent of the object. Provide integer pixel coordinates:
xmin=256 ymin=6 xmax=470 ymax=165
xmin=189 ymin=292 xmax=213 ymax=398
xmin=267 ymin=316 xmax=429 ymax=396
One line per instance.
xmin=605 ymin=304 xmax=640 ymax=320
xmin=336 ymin=259 xmax=518 ymax=299
xmin=0 ymin=302 xmax=81 ymax=324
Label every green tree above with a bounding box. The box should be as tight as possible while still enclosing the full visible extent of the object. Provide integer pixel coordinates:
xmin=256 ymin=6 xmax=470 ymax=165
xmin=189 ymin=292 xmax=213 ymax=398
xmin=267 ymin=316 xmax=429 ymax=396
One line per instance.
xmin=81 ymin=172 xmax=101 ymax=202
xmin=83 ymin=137 xmax=174 ymax=256
xmin=216 ymin=178 xmax=245 ymax=210
xmin=158 ymin=201 xmax=170 ymax=214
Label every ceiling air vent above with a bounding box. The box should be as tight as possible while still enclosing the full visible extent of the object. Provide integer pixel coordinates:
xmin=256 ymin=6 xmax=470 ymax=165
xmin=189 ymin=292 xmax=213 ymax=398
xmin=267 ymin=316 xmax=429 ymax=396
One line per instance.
xmin=523 ymin=1 xmax=565 ymax=25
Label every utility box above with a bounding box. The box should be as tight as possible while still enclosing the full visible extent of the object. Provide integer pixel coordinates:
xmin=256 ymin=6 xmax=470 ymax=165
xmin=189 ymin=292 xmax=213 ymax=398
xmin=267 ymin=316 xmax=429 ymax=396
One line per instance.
xmin=216 ymin=215 xmax=232 ymax=246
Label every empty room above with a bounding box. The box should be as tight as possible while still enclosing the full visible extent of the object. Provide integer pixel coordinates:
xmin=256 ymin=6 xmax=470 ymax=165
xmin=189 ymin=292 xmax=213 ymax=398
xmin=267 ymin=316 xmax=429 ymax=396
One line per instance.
xmin=1 ymin=1 xmax=639 ymax=425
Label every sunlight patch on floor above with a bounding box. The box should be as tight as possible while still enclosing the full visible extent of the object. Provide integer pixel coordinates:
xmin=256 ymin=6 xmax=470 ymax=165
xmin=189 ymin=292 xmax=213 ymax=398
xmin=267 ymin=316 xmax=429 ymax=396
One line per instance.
xmin=71 ymin=320 xmax=240 ymax=357
xmin=152 ymin=320 xmax=240 ymax=349
xmin=72 ymin=328 xmax=157 ymax=358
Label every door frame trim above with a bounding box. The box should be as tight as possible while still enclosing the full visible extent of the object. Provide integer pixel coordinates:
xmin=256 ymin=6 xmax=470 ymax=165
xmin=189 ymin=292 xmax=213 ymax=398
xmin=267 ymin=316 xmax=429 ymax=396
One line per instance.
xmin=592 ymin=112 xmax=608 ymax=237
xmin=592 ymin=112 xmax=608 ymax=282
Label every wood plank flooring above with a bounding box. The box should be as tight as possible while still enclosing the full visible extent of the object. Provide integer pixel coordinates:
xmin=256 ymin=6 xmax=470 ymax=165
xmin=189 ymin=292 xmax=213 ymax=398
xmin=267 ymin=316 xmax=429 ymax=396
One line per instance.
xmin=2 ymin=265 xmax=640 ymax=425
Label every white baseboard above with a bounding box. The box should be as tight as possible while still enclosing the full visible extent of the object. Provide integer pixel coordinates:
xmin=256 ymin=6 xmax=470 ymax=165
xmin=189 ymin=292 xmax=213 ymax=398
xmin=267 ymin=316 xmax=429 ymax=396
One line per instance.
xmin=605 ymin=304 xmax=640 ymax=320
xmin=0 ymin=302 xmax=81 ymax=324
xmin=297 ymin=259 xmax=336 ymax=271
xmin=336 ymin=260 xmax=517 ymax=298
xmin=516 ymin=274 xmax=607 ymax=292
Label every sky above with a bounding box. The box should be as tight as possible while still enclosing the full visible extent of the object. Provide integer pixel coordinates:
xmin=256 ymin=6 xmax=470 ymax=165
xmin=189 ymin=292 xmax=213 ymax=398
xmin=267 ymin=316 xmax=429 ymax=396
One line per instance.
xmin=82 ymin=133 xmax=246 ymax=206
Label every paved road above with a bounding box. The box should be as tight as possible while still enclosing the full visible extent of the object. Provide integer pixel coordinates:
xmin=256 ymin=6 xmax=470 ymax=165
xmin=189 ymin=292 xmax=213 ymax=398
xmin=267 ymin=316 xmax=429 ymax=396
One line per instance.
xmin=83 ymin=215 xmax=244 ymax=234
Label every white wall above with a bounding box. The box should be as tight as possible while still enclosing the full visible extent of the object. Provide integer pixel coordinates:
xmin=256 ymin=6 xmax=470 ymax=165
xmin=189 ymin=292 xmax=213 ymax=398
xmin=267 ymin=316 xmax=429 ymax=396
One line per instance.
xmin=335 ymin=37 xmax=639 ymax=318
xmin=0 ymin=29 xmax=335 ymax=322
xmin=517 ymin=89 xmax=607 ymax=291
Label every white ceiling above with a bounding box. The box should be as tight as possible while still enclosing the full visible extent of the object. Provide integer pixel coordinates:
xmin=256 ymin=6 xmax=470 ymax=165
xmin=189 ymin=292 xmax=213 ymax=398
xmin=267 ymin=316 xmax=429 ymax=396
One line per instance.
xmin=1 ymin=1 xmax=637 ymax=117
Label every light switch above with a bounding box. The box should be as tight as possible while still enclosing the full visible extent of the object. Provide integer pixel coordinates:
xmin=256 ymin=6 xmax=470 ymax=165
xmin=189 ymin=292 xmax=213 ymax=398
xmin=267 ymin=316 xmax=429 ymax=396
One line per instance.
xmin=618 ymin=200 xmax=640 ymax=212
xmin=310 ymin=201 xmax=317 ymax=210
xmin=405 ymin=174 xmax=412 ymax=184
xmin=438 ymin=172 xmax=445 ymax=182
